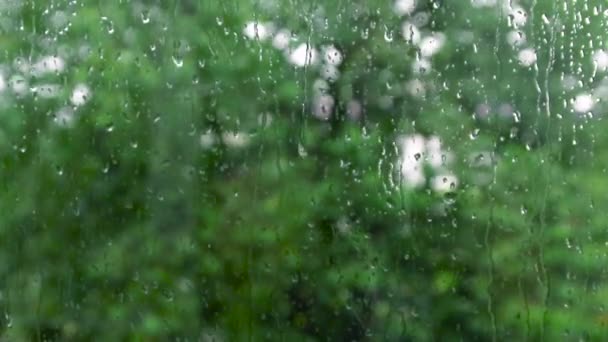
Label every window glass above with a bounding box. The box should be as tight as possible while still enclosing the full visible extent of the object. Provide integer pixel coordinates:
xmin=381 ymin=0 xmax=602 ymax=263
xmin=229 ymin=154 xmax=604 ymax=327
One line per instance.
xmin=0 ymin=0 xmax=606 ymax=340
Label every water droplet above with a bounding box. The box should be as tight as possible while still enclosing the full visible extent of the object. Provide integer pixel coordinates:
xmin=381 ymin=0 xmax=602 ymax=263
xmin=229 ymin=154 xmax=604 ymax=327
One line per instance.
xmin=361 ymin=28 xmax=369 ymax=39
xmin=172 ymin=56 xmax=183 ymax=68
xmin=101 ymin=17 xmax=114 ymax=34
xmin=5 ymin=313 xmax=12 ymax=329
xmin=141 ymin=10 xmax=150 ymax=24
xmin=443 ymin=192 xmax=457 ymax=205
xmin=298 ymin=143 xmax=308 ymax=157
xmin=469 ymin=128 xmax=480 ymax=140
xmin=384 ymin=27 xmax=394 ymax=42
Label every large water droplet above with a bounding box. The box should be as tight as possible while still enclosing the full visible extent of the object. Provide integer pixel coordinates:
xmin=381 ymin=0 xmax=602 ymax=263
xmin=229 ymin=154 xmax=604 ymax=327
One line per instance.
xmin=172 ymin=56 xmax=183 ymax=68
xmin=469 ymin=128 xmax=480 ymax=140
xmin=384 ymin=26 xmax=394 ymax=42
xmin=141 ymin=10 xmax=150 ymax=24
xmin=101 ymin=17 xmax=114 ymax=34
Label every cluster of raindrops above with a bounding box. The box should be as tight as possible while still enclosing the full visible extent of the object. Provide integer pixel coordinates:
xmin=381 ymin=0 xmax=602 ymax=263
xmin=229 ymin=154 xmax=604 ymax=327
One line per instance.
xmin=242 ymin=21 xmax=322 ymax=68
xmin=397 ymin=134 xmax=456 ymax=193
xmin=558 ymin=5 xmax=608 ymax=117
xmin=470 ymin=1 xmax=608 ymax=125
xmin=469 ymin=1 xmax=535 ymax=67
xmin=391 ymin=0 xmax=447 ymax=107
xmin=568 ymin=21 xmax=608 ymax=117
xmin=505 ymin=3 xmax=535 ymax=67
xmin=0 ymin=54 xmax=91 ymax=127
xmin=241 ymin=18 xmax=350 ymax=123
xmin=308 ymin=44 xmax=346 ymax=120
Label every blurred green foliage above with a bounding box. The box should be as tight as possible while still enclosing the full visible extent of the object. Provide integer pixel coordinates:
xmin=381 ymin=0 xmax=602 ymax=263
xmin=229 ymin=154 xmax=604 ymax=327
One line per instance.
xmin=1 ymin=0 xmax=608 ymax=340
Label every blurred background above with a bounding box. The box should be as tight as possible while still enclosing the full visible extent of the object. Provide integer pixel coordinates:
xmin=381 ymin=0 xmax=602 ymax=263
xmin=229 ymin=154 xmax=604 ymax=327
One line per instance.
xmin=1 ymin=0 xmax=608 ymax=340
